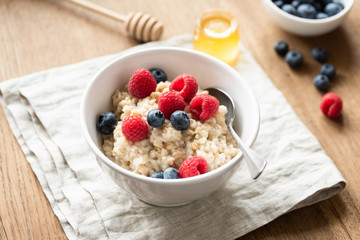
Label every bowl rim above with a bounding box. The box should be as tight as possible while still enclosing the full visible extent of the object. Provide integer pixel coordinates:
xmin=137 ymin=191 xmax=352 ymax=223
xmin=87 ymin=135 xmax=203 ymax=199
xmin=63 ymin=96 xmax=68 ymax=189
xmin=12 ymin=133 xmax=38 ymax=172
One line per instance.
xmin=263 ymin=0 xmax=354 ymax=24
xmin=80 ymin=46 xmax=260 ymax=185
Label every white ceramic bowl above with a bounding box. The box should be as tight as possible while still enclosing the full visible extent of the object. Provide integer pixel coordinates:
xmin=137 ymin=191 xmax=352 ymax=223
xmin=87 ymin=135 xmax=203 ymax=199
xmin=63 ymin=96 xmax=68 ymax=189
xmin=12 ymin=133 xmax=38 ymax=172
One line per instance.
xmin=262 ymin=0 xmax=354 ymax=36
xmin=80 ymin=47 xmax=260 ymax=207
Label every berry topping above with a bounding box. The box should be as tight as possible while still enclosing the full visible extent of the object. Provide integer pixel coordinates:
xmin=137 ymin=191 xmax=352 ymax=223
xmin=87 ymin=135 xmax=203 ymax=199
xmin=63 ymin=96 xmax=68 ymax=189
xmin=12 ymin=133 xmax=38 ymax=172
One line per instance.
xmin=158 ymin=91 xmax=186 ymax=119
xmin=178 ymin=156 xmax=208 ymax=178
xmin=96 ymin=112 xmax=117 ymax=135
xmin=121 ymin=115 xmax=148 ymax=142
xmin=297 ymin=4 xmax=317 ymax=19
xmin=189 ymin=94 xmax=219 ymax=121
xmin=285 ymin=50 xmax=303 ymax=69
xmin=170 ymin=110 xmax=190 ymax=131
xmin=150 ymin=172 xmax=164 ymax=179
xmin=274 ymin=40 xmax=289 ymax=56
xmin=169 ymin=74 xmax=198 ymax=103
xmin=320 ymin=63 xmax=336 ymax=79
xmin=147 ymin=109 xmax=165 ymax=128
xmin=320 ymin=92 xmax=343 ymax=118
xmin=312 ymin=47 xmax=328 ymax=63
xmin=128 ymin=68 xmax=157 ymax=99
xmin=149 ymin=68 xmax=167 ymax=84
xmin=164 ymin=168 xmax=180 ymax=179
xmin=313 ymin=74 xmax=330 ymax=91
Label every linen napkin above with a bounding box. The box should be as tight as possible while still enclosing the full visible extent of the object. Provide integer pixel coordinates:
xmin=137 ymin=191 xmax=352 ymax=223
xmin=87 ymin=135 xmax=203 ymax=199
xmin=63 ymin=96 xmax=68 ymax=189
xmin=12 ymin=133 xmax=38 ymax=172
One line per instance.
xmin=0 ymin=35 xmax=345 ymax=240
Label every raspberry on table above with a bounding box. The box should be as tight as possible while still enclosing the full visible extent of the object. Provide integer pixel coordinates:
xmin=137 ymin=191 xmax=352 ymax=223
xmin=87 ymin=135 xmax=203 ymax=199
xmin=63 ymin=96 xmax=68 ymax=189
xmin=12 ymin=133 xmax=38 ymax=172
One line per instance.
xmin=158 ymin=91 xmax=186 ymax=119
xmin=189 ymin=94 xmax=219 ymax=121
xmin=178 ymin=156 xmax=208 ymax=178
xmin=169 ymin=73 xmax=198 ymax=103
xmin=121 ymin=115 xmax=149 ymax=142
xmin=128 ymin=68 xmax=157 ymax=99
xmin=320 ymin=92 xmax=343 ymax=118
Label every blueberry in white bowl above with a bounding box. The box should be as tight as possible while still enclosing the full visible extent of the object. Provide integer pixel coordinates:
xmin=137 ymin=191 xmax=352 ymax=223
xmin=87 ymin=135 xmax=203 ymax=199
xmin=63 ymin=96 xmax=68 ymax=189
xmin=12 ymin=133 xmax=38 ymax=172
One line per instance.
xmin=263 ymin=0 xmax=354 ymax=36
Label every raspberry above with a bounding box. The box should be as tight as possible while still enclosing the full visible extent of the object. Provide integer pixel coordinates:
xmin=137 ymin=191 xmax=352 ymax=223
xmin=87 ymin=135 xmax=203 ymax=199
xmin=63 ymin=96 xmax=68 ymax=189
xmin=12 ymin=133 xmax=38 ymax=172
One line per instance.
xmin=158 ymin=91 xmax=186 ymax=119
xmin=189 ymin=94 xmax=219 ymax=121
xmin=178 ymin=156 xmax=208 ymax=178
xmin=128 ymin=68 xmax=157 ymax=99
xmin=121 ymin=115 xmax=148 ymax=142
xmin=169 ymin=74 xmax=198 ymax=103
xmin=320 ymin=92 xmax=343 ymax=118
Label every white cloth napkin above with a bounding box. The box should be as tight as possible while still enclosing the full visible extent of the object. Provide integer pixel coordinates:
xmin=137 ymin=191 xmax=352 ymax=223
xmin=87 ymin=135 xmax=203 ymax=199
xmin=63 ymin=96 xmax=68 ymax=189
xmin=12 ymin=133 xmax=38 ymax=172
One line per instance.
xmin=0 ymin=35 xmax=345 ymax=240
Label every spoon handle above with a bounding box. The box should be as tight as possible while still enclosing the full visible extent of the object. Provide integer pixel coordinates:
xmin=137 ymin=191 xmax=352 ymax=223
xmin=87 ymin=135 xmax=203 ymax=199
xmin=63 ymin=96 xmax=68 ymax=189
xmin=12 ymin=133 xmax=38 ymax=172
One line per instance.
xmin=229 ymin=125 xmax=267 ymax=179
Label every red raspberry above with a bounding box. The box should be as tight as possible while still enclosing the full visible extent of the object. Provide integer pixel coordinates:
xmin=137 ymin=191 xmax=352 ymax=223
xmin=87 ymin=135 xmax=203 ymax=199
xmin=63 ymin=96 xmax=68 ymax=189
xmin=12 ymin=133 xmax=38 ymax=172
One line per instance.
xmin=178 ymin=156 xmax=208 ymax=178
xmin=169 ymin=74 xmax=198 ymax=103
xmin=158 ymin=91 xmax=186 ymax=119
xmin=128 ymin=68 xmax=157 ymax=99
xmin=189 ymin=94 xmax=219 ymax=121
xmin=121 ymin=115 xmax=148 ymax=142
xmin=320 ymin=92 xmax=343 ymax=118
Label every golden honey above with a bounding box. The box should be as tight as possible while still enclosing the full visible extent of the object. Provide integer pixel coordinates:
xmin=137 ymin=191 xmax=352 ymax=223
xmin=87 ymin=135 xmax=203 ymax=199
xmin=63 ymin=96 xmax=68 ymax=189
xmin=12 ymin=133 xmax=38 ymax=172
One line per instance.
xmin=193 ymin=10 xmax=240 ymax=66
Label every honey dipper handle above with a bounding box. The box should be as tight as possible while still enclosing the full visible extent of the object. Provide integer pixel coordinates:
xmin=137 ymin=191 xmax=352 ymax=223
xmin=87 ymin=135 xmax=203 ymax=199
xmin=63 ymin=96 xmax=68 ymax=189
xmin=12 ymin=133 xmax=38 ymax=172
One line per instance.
xmin=67 ymin=0 xmax=126 ymax=22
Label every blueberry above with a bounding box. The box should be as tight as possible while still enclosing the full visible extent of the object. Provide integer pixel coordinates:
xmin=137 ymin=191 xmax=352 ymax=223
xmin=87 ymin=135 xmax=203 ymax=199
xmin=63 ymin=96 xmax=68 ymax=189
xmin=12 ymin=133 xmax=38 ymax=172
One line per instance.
xmin=324 ymin=3 xmax=343 ymax=16
xmin=332 ymin=0 xmax=345 ymax=9
xmin=149 ymin=68 xmax=167 ymax=84
xmin=312 ymin=2 xmax=323 ymax=11
xmin=282 ymin=4 xmax=297 ymax=15
xmin=274 ymin=40 xmax=289 ymax=56
xmin=147 ymin=109 xmax=165 ymax=128
xmin=150 ymin=172 xmax=164 ymax=179
xmin=170 ymin=110 xmax=190 ymax=131
xmin=320 ymin=63 xmax=336 ymax=79
xmin=311 ymin=47 xmax=328 ymax=63
xmin=291 ymin=0 xmax=301 ymax=8
xmin=297 ymin=4 xmax=317 ymax=18
xmin=319 ymin=0 xmax=332 ymax=6
xmin=164 ymin=168 xmax=180 ymax=179
xmin=96 ymin=112 xmax=117 ymax=135
xmin=285 ymin=51 xmax=303 ymax=68
xmin=274 ymin=0 xmax=284 ymax=8
xmin=313 ymin=74 xmax=330 ymax=91
xmin=299 ymin=0 xmax=314 ymax=3
xmin=316 ymin=12 xmax=329 ymax=19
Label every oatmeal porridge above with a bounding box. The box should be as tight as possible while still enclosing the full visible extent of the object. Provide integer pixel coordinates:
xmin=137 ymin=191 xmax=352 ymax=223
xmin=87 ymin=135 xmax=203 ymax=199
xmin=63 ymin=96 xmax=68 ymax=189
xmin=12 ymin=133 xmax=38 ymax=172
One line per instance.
xmin=101 ymin=76 xmax=240 ymax=177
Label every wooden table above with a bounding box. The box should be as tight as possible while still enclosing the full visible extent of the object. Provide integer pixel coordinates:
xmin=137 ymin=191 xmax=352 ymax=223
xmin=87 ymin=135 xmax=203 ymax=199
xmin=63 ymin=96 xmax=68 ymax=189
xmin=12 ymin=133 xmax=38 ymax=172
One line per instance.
xmin=1 ymin=0 xmax=359 ymax=239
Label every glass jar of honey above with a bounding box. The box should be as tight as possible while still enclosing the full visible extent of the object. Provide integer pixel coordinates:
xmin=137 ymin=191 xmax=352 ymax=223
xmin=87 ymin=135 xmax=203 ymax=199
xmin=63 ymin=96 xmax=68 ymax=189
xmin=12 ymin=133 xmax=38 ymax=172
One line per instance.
xmin=193 ymin=10 xmax=240 ymax=66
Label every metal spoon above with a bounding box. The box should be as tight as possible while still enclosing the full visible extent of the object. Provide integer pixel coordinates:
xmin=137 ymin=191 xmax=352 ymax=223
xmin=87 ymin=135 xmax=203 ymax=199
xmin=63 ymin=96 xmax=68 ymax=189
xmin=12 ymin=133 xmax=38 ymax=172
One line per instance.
xmin=206 ymin=87 xmax=267 ymax=179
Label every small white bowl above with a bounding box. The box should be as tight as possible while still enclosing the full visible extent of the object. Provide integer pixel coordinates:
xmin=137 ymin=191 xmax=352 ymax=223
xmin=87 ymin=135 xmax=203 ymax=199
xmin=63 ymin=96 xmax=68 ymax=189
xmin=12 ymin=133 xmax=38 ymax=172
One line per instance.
xmin=80 ymin=47 xmax=260 ymax=207
xmin=262 ymin=0 xmax=354 ymax=36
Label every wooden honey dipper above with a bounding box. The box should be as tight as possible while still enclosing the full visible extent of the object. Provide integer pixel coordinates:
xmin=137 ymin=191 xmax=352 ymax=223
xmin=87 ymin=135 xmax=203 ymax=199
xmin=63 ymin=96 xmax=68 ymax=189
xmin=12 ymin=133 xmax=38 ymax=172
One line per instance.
xmin=67 ymin=0 xmax=164 ymax=42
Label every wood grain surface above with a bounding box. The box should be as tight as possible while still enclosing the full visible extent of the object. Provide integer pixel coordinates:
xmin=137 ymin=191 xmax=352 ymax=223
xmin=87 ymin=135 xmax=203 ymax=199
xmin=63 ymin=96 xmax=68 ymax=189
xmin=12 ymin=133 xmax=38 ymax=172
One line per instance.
xmin=1 ymin=0 xmax=360 ymax=239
